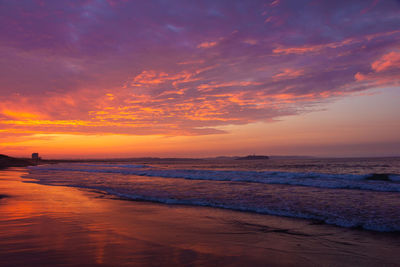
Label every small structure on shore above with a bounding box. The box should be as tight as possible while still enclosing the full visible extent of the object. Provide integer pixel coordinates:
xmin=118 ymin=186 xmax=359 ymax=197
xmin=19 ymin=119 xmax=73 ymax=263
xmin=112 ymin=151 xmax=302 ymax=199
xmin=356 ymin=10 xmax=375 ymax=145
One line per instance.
xmin=32 ymin=153 xmax=41 ymax=161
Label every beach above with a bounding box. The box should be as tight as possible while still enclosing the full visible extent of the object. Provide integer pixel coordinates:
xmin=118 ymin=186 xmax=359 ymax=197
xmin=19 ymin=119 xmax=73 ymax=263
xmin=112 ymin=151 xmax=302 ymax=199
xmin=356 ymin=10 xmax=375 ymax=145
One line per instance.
xmin=1 ymin=167 xmax=400 ymax=266
xmin=1 ymin=1 xmax=399 ymax=266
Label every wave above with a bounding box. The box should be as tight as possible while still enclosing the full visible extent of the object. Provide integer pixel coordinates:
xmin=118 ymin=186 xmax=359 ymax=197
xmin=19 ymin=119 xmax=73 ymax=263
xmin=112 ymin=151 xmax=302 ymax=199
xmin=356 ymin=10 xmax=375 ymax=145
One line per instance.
xmin=23 ymin=179 xmax=400 ymax=232
xmin=106 ymin=191 xmax=400 ymax=232
xmin=60 ymin=163 xmax=150 ymax=168
xmin=30 ymin=164 xmax=400 ymax=193
xmin=25 ymin=163 xmax=400 ymax=233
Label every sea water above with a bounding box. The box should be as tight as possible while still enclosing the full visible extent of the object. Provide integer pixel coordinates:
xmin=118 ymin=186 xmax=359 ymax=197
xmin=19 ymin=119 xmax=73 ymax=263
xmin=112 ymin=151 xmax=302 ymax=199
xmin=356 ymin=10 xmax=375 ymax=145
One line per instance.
xmin=25 ymin=157 xmax=400 ymax=232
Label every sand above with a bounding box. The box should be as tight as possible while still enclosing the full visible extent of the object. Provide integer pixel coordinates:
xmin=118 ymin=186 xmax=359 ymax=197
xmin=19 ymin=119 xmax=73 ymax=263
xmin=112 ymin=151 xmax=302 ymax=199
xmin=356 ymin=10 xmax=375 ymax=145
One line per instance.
xmin=1 ymin=167 xmax=400 ymax=266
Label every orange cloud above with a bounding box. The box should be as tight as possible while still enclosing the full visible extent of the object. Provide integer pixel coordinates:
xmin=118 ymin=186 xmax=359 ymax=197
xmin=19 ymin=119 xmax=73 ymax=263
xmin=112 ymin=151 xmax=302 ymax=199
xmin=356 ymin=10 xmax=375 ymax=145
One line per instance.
xmin=130 ymin=70 xmax=195 ymax=88
xmin=1 ymin=109 xmax=43 ymax=120
xmin=270 ymin=0 xmax=280 ymax=7
xmin=197 ymin=41 xmax=217 ymax=49
xmin=243 ymin=39 xmax=258 ymax=45
xmin=273 ymin=68 xmax=304 ymax=79
xmin=354 ymin=72 xmax=367 ymax=81
xmin=197 ymin=81 xmax=262 ymax=92
xmin=273 ymin=31 xmax=399 ymax=55
xmin=273 ymin=39 xmax=355 ymax=55
xmin=371 ymin=51 xmax=400 ymax=72
xmin=355 ymin=50 xmax=400 ymax=86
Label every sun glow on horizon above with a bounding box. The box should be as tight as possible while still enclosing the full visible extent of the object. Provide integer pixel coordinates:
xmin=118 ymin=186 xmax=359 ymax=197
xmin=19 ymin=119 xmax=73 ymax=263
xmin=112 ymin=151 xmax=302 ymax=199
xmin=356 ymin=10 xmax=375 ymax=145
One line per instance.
xmin=0 ymin=0 xmax=399 ymax=158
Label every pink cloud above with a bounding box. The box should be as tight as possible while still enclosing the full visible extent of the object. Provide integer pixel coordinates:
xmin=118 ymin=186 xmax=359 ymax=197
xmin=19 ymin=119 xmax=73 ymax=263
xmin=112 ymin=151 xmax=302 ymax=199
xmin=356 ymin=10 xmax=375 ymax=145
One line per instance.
xmin=0 ymin=0 xmax=399 ymax=138
xmin=273 ymin=68 xmax=304 ymax=79
xmin=197 ymin=41 xmax=217 ymax=49
xmin=371 ymin=51 xmax=400 ymax=72
xmin=354 ymin=50 xmax=400 ymax=86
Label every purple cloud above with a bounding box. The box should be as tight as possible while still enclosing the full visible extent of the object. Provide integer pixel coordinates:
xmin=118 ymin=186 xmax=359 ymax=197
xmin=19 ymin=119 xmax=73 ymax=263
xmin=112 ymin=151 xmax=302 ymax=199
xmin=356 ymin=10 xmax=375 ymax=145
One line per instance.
xmin=0 ymin=0 xmax=399 ymax=135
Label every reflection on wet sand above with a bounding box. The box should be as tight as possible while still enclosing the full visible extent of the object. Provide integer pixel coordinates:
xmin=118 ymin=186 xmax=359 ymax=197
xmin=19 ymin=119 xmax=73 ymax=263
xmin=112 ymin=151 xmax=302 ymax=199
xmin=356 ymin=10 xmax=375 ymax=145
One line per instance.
xmin=1 ymin=168 xmax=400 ymax=266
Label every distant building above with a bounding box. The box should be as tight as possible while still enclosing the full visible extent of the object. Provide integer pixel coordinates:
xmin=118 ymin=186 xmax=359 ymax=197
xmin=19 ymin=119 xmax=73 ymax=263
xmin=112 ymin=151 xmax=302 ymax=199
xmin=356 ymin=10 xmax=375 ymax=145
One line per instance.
xmin=32 ymin=153 xmax=40 ymax=161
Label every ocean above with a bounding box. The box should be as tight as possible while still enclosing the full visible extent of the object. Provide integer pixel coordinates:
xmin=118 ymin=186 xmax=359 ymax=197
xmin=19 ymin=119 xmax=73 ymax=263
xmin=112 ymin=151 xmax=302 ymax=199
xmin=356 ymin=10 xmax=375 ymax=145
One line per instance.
xmin=25 ymin=157 xmax=400 ymax=232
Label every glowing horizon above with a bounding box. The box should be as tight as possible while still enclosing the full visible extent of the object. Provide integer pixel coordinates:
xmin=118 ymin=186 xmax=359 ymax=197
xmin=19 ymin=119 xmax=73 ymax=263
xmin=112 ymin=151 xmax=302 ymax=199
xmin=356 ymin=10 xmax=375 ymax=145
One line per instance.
xmin=0 ymin=0 xmax=399 ymax=158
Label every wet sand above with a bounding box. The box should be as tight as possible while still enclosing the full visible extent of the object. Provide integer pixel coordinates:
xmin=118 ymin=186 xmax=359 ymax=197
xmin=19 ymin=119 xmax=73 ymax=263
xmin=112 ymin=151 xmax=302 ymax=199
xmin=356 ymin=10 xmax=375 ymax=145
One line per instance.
xmin=1 ymin=168 xmax=400 ymax=266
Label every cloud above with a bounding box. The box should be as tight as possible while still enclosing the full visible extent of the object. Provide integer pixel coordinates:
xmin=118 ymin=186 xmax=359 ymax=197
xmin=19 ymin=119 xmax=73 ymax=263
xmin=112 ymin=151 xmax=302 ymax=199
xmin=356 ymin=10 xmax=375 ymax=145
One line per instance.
xmin=273 ymin=68 xmax=304 ymax=80
xmin=197 ymin=41 xmax=217 ymax=49
xmin=0 ymin=0 xmax=399 ymax=137
xmin=354 ymin=50 xmax=400 ymax=86
xmin=371 ymin=51 xmax=400 ymax=72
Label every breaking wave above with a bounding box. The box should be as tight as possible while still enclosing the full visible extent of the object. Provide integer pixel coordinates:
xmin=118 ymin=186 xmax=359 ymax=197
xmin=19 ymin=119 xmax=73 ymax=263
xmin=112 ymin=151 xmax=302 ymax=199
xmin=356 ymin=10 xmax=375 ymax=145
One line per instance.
xmin=30 ymin=164 xmax=400 ymax=192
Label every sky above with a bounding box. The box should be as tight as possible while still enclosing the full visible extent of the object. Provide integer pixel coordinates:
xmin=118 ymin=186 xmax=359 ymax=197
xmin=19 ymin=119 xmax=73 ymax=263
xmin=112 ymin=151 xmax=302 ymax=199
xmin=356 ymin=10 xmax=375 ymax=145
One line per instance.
xmin=0 ymin=0 xmax=399 ymax=158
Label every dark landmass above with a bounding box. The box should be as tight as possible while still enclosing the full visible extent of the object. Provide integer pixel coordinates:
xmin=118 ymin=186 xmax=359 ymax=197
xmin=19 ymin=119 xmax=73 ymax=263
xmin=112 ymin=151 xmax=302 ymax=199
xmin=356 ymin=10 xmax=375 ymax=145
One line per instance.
xmin=269 ymin=155 xmax=316 ymax=159
xmin=0 ymin=155 xmax=271 ymax=166
xmin=212 ymin=156 xmax=238 ymax=160
xmin=208 ymin=155 xmax=315 ymax=160
xmin=0 ymin=154 xmax=36 ymax=170
xmin=365 ymin=173 xmax=391 ymax=181
xmin=40 ymin=157 xmax=205 ymax=164
xmin=0 ymin=155 xmax=209 ymax=169
xmin=236 ymin=155 xmax=270 ymax=160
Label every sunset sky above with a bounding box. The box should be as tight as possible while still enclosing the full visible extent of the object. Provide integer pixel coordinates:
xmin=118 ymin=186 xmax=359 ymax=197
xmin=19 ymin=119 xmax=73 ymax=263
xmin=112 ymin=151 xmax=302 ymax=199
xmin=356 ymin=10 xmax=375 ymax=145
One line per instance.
xmin=0 ymin=0 xmax=399 ymax=158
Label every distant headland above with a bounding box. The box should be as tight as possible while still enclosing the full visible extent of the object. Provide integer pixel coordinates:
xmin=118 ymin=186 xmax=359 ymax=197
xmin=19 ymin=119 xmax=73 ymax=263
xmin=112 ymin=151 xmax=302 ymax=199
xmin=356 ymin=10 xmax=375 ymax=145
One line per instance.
xmin=0 ymin=154 xmax=36 ymax=169
xmin=235 ymin=155 xmax=270 ymax=160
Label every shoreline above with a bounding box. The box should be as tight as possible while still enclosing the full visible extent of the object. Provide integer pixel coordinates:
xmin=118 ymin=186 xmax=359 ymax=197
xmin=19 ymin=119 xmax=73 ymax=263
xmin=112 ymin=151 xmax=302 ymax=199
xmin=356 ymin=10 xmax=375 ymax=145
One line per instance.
xmin=25 ymin=160 xmax=400 ymax=233
xmin=1 ymin=167 xmax=400 ymax=266
xmin=0 ymin=155 xmax=35 ymax=170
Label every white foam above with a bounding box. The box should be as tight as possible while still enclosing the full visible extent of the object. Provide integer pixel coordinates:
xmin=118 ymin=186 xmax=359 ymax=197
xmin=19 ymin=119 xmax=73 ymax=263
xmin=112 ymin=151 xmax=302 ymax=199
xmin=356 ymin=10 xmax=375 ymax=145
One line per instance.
xmin=30 ymin=164 xmax=400 ymax=192
xmin=25 ymin=163 xmax=400 ymax=232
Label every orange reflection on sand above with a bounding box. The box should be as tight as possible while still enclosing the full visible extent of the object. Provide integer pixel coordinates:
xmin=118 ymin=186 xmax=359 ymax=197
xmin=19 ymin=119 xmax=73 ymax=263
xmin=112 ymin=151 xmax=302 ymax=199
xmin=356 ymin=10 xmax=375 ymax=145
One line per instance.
xmin=0 ymin=169 xmax=116 ymax=264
